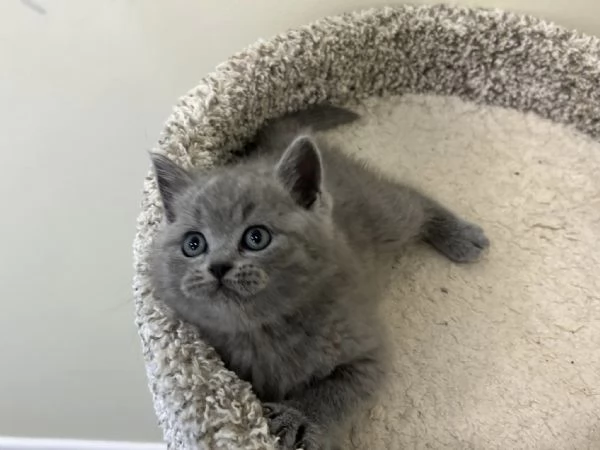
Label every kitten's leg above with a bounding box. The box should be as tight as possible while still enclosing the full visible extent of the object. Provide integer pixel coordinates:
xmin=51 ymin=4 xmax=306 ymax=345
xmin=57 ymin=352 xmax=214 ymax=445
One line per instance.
xmin=263 ymin=355 xmax=383 ymax=450
xmin=421 ymin=198 xmax=490 ymax=263
xmin=376 ymin=182 xmax=489 ymax=262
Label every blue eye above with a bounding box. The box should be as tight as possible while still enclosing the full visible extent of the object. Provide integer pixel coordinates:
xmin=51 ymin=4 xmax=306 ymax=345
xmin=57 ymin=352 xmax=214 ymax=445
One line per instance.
xmin=182 ymin=232 xmax=207 ymax=257
xmin=242 ymin=226 xmax=271 ymax=251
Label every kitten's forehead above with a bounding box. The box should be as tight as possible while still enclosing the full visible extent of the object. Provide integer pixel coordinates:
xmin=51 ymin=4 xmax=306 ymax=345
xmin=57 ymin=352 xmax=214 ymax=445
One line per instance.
xmin=179 ymin=170 xmax=291 ymax=231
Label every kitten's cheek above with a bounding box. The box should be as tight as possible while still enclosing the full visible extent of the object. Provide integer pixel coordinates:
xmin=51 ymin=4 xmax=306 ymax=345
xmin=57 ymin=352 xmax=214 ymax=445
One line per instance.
xmin=229 ymin=269 xmax=269 ymax=296
xmin=251 ymin=270 xmax=270 ymax=294
xmin=180 ymin=271 xmax=208 ymax=298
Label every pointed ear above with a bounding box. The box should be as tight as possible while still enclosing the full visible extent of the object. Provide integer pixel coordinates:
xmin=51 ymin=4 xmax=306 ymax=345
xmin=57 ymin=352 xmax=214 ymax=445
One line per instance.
xmin=150 ymin=153 xmax=193 ymax=222
xmin=275 ymin=136 xmax=323 ymax=209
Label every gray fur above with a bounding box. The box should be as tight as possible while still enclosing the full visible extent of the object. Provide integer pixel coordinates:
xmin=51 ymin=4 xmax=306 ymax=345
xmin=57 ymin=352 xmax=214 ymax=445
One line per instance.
xmin=149 ymin=106 xmax=489 ymax=449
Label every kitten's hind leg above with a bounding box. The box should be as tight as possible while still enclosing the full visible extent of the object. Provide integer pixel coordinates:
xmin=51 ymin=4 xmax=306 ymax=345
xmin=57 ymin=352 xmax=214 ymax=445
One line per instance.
xmin=423 ymin=202 xmax=490 ymax=263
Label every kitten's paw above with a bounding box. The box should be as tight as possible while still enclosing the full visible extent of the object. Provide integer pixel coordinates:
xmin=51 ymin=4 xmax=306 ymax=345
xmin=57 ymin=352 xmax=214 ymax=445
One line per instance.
xmin=429 ymin=220 xmax=490 ymax=263
xmin=263 ymin=403 xmax=323 ymax=450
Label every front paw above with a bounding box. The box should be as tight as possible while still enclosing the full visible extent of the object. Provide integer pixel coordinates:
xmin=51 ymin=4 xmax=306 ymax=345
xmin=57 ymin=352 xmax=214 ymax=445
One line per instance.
xmin=263 ymin=402 xmax=323 ymax=450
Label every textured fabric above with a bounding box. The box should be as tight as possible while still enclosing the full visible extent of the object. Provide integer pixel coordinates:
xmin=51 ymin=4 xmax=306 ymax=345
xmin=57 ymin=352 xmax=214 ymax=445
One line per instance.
xmin=132 ymin=5 xmax=600 ymax=449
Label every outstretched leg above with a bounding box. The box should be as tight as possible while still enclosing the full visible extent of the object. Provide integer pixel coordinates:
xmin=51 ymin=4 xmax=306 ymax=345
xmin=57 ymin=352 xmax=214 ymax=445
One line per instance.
xmin=326 ymin=149 xmax=489 ymax=263
xmin=373 ymin=181 xmax=490 ymax=262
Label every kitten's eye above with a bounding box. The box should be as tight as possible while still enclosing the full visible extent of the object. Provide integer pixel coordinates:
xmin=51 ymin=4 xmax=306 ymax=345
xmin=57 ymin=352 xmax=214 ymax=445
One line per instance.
xmin=181 ymin=232 xmax=207 ymax=257
xmin=242 ymin=226 xmax=272 ymax=251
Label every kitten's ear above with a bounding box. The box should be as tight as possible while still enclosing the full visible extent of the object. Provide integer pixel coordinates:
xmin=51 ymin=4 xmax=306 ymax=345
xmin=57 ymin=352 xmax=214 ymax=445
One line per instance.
xmin=150 ymin=153 xmax=193 ymax=222
xmin=275 ymin=135 xmax=323 ymax=209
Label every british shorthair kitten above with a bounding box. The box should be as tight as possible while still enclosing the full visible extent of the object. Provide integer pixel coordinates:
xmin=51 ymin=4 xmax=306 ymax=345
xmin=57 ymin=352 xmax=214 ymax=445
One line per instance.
xmin=149 ymin=105 xmax=489 ymax=449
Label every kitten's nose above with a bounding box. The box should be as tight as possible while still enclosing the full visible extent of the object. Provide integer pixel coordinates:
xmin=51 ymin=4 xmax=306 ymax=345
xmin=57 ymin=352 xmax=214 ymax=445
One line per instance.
xmin=209 ymin=262 xmax=233 ymax=280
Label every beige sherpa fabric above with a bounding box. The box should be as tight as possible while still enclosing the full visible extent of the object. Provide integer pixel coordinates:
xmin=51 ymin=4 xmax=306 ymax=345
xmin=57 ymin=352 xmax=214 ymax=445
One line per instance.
xmin=132 ymin=5 xmax=600 ymax=449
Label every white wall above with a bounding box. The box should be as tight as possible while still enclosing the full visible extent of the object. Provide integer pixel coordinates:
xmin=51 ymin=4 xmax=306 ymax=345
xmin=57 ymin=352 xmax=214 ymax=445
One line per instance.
xmin=1 ymin=0 xmax=598 ymax=443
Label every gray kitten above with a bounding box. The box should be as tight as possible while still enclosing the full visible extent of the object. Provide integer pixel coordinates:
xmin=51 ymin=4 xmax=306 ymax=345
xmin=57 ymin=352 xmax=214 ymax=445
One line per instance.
xmin=149 ymin=105 xmax=489 ymax=449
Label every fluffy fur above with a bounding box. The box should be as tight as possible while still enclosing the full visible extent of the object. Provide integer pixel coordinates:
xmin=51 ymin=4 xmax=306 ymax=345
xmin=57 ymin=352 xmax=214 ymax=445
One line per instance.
xmin=149 ymin=106 xmax=489 ymax=449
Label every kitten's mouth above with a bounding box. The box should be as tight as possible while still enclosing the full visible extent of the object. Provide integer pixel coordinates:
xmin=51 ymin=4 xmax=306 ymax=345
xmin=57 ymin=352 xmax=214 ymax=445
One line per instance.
xmin=212 ymin=281 xmax=236 ymax=296
xmin=187 ymin=279 xmax=251 ymax=300
xmin=210 ymin=285 xmax=248 ymax=304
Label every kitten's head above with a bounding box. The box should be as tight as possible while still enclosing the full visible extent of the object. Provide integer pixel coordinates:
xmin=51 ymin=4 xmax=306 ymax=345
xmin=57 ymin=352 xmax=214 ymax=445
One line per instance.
xmin=149 ymin=136 xmax=339 ymax=332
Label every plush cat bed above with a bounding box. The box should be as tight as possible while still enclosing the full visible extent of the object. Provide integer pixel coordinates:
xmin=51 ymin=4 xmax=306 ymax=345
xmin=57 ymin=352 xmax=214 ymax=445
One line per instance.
xmin=133 ymin=5 xmax=600 ymax=449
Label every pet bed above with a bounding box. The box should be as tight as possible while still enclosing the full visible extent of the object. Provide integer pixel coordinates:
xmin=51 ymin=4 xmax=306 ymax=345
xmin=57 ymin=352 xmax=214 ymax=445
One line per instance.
xmin=133 ymin=5 xmax=600 ymax=449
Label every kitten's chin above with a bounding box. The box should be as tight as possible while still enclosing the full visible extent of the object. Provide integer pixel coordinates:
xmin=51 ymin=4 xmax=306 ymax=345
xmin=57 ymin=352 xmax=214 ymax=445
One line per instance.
xmin=182 ymin=282 xmax=256 ymax=304
xmin=182 ymin=285 xmax=233 ymax=302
